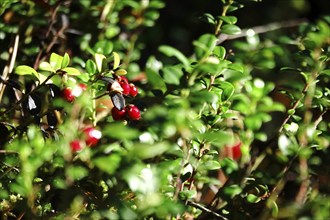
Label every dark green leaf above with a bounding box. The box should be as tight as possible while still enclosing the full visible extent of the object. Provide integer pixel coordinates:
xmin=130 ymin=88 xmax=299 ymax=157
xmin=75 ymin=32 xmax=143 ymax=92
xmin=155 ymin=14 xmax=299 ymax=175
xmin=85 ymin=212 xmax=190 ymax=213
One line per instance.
xmin=199 ymin=13 xmax=216 ymax=24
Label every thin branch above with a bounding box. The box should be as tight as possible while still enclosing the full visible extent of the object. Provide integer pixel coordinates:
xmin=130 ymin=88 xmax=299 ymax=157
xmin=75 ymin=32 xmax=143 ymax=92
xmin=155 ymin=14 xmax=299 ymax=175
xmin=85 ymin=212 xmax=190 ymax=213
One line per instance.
xmin=187 ymin=200 xmax=228 ymax=220
xmin=0 ymin=34 xmax=19 ymax=102
xmin=217 ymin=18 xmax=307 ymax=44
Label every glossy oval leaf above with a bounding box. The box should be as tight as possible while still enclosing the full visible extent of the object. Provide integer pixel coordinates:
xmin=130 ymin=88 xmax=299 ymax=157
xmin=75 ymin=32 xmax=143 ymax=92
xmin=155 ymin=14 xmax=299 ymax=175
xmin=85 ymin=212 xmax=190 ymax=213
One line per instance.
xmin=218 ymin=16 xmax=237 ymax=24
xmin=221 ymin=24 xmax=241 ymax=35
xmin=86 ymin=59 xmax=97 ymax=74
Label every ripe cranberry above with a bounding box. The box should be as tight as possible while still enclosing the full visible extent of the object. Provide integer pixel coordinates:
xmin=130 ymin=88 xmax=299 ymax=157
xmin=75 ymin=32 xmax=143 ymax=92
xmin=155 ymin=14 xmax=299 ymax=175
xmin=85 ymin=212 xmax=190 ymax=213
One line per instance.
xmin=62 ymin=87 xmax=75 ymax=102
xmin=70 ymin=140 xmax=83 ymax=152
xmin=129 ymin=83 xmax=138 ymax=97
xmin=232 ymin=142 xmax=242 ymax=160
xmin=79 ymin=83 xmax=87 ymax=91
xmin=120 ymin=81 xmax=130 ymax=96
xmin=117 ymin=76 xmax=129 ymax=84
xmin=126 ymin=105 xmax=141 ymax=120
xmin=111 ymin=107 xmax=126 ymax=120
xmin=225 ymin=142 xmax=242 ymax=160
xmin=83 ymin=127 xmax=102 ymax=147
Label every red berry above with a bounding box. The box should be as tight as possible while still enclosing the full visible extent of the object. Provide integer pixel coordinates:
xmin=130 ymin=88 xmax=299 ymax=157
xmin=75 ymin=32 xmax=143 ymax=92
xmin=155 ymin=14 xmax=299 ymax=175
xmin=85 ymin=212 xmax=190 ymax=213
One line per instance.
xmin=117 ymin=76 xmax=128 ymax=84
xmin=62 ymin=87 xmax=75 ymax=102
xmin=129 ymin=83 xmax=138 ymax=97
xmin=70 ymin=140 xmax=83 ymax=152
xmin=126 ymin=105 xmax=141 ymax=120
xmin=229 ymin=142 xmax=242 ymax=160
xmin=120 ymin=81 xmax=130 ymax=96
xmin=79 ymin=83 xmax=87 ymax=91
xmin=83 ymin=127 xmax=102 ymax=147
xmin=111 ymin=107 xmax=126 ymax=120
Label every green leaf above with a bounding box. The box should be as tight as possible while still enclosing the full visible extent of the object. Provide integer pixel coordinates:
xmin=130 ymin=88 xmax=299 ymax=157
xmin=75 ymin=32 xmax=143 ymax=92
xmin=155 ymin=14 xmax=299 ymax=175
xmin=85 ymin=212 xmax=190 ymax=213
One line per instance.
xmin=199 ymin=160 xmax=221 ymax=170
xmin=62 ymin=67 xmax=80 ymax=76
xmin=199 ymin=13 xmax=216 ymax=24
xmin=247 ymin=194 xmax=261 ymax=203
xmin=159 ymin=45 xmax=190 ymax=68
xmin=223 ymin=184 xmax=242 ymax=198
xmin=146 ymin=56 xmax=166 ymax=92
xmin=66 ymin=166 xmax=88 ymax=181
xmin=103 ymin=122 xmax=139 ymax=140
xmin=93 ymin=154 xmax=121 ymax=175
xmin=218 ymin=16 xmax=237 ymax=24
xmin=193 ymin=34 xmax=217 ymax=60
xmin=218 ymin=81 xmax=235 ymax=101
xmin=95 ymin=53 xmax=106 ymax=73
xmin=162 ymin=66 xmax=183 ymax=85
xmin=61 ymin=53 xmax=70 ymax=68
xmin=179 ymin=190 xmax=197 ymax=200
xmin=197 ymin=131 xmax=232 ymax=148
xmin=15 ymin=65 xmax=39 ymax=80
xmin=86 ymin=59 xmax=97 ymax=74
xmin=130 ymin=142 xmax=170 ymax=159
xmin=271 ymin=201 xmax=279 ymax=217
xmin=94 ymin=40 xmax=113 ymax=55
xmin=114 ymin=69 xmax=127 ymax=76
xmin=214 ymin=46 xmax=226 ymax=59
xmin=39 ymin=61 xmax=55 ymax=72
xmin=112 ymin=52 xmax=120 ymax=70
xmin=49 ymin=53 xmax=63 ymax=71
xmin=320 ymin=69 xmax=330 ymax=76
xmin=221 ymin=24 xmax=241 ymax=35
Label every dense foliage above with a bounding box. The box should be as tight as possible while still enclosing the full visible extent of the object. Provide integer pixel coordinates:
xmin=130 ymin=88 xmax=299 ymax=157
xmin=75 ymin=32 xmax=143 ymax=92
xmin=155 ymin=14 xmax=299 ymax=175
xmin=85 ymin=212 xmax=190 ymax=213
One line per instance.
xmin=0 ymin=0 xmax=329 ymax=219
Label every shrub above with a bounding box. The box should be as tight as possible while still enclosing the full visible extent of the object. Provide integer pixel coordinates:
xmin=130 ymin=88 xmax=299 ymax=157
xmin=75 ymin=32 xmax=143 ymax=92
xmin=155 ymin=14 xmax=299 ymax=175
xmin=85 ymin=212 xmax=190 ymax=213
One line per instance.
xmin=0 ymin=0 xmax=329 ymax=219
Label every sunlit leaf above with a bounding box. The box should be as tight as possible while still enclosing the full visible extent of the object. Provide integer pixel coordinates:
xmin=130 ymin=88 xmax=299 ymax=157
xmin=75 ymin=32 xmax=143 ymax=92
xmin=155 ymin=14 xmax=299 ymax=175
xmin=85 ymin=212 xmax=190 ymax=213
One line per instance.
xmin=50 ymin=53 xmax=63 ymax=71
xmin=15 ymin=65 xmax=39 ymax=80
xmin=62 ymin=67 xmax=80 ymax=75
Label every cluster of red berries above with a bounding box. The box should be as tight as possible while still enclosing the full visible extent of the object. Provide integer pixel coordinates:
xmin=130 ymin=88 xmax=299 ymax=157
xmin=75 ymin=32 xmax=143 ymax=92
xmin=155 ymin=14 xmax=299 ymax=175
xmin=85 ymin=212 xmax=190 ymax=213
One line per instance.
xmin=62 ymin=74 xmax=141 ymax=152
xmin=108 ymin=76 xmax=141 ymax=121
xmin=70 ymin=127 xmax=102 ymax=152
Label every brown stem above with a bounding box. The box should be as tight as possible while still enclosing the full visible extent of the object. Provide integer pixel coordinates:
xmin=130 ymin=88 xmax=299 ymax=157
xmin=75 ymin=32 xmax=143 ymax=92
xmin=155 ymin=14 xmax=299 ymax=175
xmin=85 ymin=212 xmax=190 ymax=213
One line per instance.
xmin=217 ymin=18 xmax=307 ymax=44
